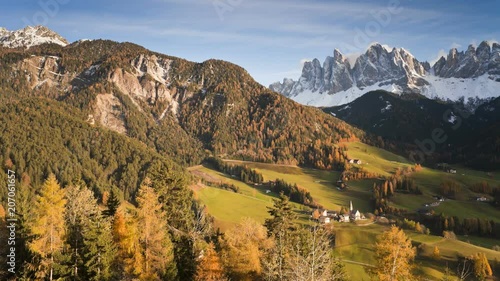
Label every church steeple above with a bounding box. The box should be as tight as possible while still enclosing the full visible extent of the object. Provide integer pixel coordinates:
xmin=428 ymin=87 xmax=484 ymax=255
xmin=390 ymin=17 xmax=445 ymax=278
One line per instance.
xmin=349 ymin=200 xmax=353 ymax=212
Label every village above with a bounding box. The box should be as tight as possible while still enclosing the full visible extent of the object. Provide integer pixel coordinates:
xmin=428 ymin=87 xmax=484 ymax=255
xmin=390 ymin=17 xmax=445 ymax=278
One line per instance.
xmin=312 ymin=201 xmax=367 ymax=224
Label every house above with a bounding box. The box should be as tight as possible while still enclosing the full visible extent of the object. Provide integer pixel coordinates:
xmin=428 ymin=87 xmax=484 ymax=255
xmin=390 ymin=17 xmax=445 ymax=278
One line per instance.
xmin=339 ymin=214 xmax=350 ymax=222
xmin=319 ymin=216 xmax=331 ymax=224
xmin=349 ymin=159 xmax=362 ymax=164
xmin=316 ymin=209 xmax=334 ymax=224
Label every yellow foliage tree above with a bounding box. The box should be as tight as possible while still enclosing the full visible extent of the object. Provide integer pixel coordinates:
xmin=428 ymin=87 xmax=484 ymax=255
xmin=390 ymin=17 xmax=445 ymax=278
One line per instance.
xmin=220 ymin=217 xmax=271 ymax=280
xmin=373 ymin=226 xmax=416 ymax=281
xmin=28 ymin=174 xmax=67 ymax=281
xmin=195 ymin=242 xmax=227 ymax=281
xmin=113 ymin=209 xmax=143 ymax=279
xmin=135 ymin=181 xmax=177 ymax=280
xmin=473 ymin=252 xmax=493 ymax=280
xmin=432 ymin=246 xmax=440 ymax=260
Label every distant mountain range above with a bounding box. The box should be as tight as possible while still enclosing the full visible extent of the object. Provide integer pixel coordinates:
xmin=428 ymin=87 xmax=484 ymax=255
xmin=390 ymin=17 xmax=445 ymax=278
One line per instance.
xmin=270 ymin=41 xmax=500 ymax=107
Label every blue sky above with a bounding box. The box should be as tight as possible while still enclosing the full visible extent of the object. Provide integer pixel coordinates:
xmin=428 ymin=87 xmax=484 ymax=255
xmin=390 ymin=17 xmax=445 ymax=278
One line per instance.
xmin=1 ymin=0 xmax=499 ymax=86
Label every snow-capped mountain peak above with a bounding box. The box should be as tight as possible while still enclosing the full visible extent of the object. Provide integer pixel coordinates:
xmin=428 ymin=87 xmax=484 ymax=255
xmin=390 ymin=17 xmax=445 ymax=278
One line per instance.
xmin=0 ymin=26 xmax=68 ymax=49
xmin=270 ymin=40 xmax=500 ymax=107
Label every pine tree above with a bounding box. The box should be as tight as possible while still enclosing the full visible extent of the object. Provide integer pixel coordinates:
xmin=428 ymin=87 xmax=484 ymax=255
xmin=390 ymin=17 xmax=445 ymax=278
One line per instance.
xmin=83 ymin=215 xmax=117 ymax=281
xmin=264 ymin=193 xmax=296 ymax=280
xmin=195 ymin=242 xmax=228 ymax=281
xmin=373 ymin=226 xmax=416 ymax=281
xmin=27 ymin=174 xmax=67 ymax=281
xmin=103 ymin=189 xmax=120 ymax=217
xmin=264 ymin=192 xmax=296 ymax=237
xmin=145 ymin=160 xmax=196 ymax=280
xmin=64 ymin=184 xmax=100 ymax=279
xmin=136 ymin=180 xmax=177 ymax=280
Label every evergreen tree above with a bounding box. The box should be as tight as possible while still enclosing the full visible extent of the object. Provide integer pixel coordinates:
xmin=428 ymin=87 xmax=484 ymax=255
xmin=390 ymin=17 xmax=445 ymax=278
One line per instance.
xmin=64 ymin=184 xmax=100 ymax=279
xmin=104 ymin=188 xmax=120 ymax=217
xmin=83 ymin=215 xmax=117 ymax=281
xmin=264 ymin=192 xmax=296 ymax=280
xmin=146 ymin=160 xmax=196 ymax=280
xmin=27 ymin=174 xmax=67 ymax=281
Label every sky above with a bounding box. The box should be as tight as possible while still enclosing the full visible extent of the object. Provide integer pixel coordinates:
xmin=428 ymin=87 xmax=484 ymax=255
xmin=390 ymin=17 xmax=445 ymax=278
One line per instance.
xmin=1 ymin=0 xmax=499 ymax=86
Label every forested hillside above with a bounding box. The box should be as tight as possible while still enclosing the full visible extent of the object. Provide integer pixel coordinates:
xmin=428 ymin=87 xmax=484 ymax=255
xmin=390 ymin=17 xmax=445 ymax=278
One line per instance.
xmin=0 ymin=41 xmax=363 ymax=169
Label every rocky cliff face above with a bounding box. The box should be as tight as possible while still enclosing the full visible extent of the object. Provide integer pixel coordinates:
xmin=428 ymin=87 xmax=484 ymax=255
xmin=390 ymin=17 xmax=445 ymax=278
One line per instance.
xmin=433 ymin=41 xmax=500 ymax=78
xmin=271 ymin=41 xmax=500 ymax=107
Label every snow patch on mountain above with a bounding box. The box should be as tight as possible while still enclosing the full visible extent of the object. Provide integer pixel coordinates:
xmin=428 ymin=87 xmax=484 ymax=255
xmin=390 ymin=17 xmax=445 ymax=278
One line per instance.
xmin=0 ymin=26 xmax=68 ymax=49
xmin=421 ymin=75 xmax=500 ymax=102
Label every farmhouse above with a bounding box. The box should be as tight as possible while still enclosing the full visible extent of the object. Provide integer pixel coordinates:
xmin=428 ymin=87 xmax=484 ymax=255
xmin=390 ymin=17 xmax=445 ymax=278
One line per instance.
xmin=314 ymin=209 xmax=336 ymax=224
xmin=348 ymin=159 xmax=362 ymax=164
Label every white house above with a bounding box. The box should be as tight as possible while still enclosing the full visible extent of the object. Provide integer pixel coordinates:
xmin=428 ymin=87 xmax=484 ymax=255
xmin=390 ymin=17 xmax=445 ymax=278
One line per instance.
xmin=339 ymin=214 xmax=350 ymax=222
xmin=319 ymin=216 xmax=331 ymax=224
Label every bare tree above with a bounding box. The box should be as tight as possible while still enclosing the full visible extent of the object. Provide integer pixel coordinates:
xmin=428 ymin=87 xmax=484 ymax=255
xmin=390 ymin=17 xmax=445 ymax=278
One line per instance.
xmin=457 ymin=257 xmax=473 ymax=281
xmin=286 ymin=224 xmax=346 ymax=281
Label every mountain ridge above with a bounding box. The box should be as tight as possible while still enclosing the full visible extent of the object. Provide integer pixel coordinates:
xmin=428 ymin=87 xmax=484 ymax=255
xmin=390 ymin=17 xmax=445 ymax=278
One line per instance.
xmin=0 ymin=27 xmax=363 ymax=170
xmin=0 ymin=25 xmax=68 ymax=48
xmin=271 ymin=41 xmax=500 ymax=107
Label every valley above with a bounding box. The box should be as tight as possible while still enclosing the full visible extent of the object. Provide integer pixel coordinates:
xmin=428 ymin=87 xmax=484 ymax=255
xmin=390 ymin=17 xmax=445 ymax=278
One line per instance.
xmin=190 ymin=142 xmax=500 ymax=280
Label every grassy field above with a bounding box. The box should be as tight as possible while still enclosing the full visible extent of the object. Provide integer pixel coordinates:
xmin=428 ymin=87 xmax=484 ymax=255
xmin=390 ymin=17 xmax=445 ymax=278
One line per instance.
xmin=224 ymin=160 xmax=373 ymax=212
xmin=195 ymin=186 xmax=273 ymax=231
xmin=190 ymin=165 xmax=310 ymax=231
xmin=343 ymin=141 xmax=412 ymax=177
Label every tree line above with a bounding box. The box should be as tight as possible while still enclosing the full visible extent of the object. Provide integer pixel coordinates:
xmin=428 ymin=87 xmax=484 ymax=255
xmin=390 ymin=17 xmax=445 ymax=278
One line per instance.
xmin=204 ymin=157 xmax=264 ymax=184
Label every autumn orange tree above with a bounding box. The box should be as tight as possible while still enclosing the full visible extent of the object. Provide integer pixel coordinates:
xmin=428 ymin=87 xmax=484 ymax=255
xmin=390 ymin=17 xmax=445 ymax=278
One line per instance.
xmin=27 ymin=174 xmax=67 ymax=281
xmin=473 ymin=252 xmax=493 ymax=280
xmin=195 ymin=242 xmax=228 ymax=281
xmin=113 ymin=209 xmax=143 ymax=279
xmin=135 ymin=180 xmax=177 ymax=280
xmin=373 ymin=226 xmax=416 ymax=281
xmin=221 ymin=217 xmax=271 ymax=280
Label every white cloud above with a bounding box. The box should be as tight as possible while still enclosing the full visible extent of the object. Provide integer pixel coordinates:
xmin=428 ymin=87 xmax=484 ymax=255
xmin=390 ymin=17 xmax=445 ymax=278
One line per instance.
xmin=450 ymin=42 xmax=462 ymax=49
xmin=300 ymin=58 xmax=312 ymax=67
xmin=430 ymin=49 xmax=447 ymax=65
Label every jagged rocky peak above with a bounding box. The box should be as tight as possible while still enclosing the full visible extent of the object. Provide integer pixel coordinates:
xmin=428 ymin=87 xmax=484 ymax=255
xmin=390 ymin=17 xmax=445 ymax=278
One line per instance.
xmin=269 ymin=78 xmax=296 ymax=94
xmin=271 ymin=39 xmax=500 ymax=107
xmin=0 ymin=25 xmax=68 ymax=49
